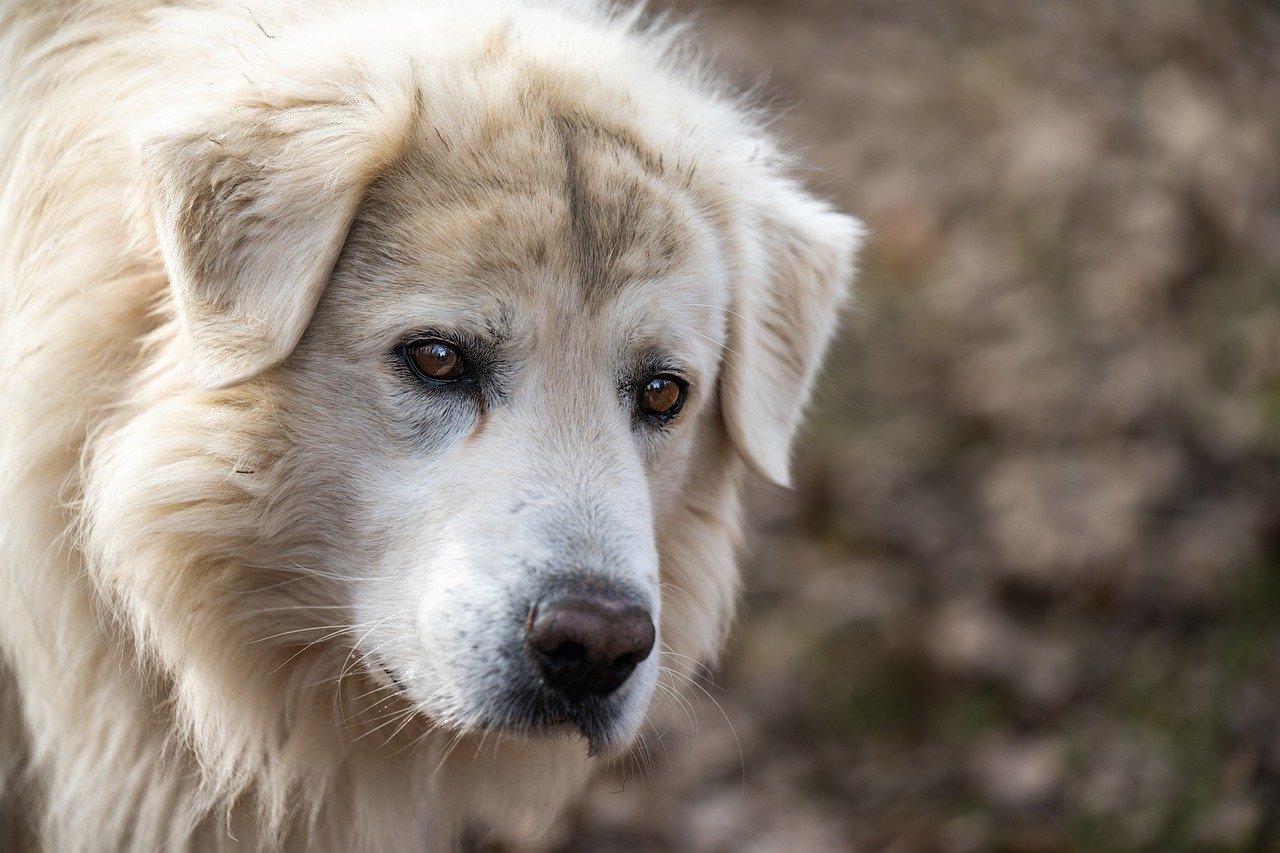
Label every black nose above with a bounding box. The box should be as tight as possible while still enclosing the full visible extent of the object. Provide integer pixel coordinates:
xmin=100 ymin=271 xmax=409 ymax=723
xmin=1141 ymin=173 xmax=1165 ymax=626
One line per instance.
xmin=526 ymin=593 xmax=655 ymax=699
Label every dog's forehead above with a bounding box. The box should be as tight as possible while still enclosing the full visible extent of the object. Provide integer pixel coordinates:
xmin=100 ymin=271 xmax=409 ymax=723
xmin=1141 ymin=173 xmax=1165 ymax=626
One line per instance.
xmin=343 ymin=105 xmax=708 ymax=314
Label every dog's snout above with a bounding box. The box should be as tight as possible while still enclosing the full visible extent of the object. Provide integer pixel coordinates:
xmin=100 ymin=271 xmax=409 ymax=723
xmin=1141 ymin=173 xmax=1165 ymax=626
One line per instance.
xmin=526 ymin=593 xmax=655 ymax=699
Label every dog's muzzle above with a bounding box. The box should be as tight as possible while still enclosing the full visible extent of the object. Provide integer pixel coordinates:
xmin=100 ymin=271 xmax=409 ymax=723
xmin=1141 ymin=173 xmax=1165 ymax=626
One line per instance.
xmin=493 ymin=575 xmax=656 ymax=750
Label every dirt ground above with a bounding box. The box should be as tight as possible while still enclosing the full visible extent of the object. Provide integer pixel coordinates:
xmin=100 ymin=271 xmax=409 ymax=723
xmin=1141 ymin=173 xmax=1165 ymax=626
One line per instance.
xmin=548 ymin=1 xmax=1280 ymax=850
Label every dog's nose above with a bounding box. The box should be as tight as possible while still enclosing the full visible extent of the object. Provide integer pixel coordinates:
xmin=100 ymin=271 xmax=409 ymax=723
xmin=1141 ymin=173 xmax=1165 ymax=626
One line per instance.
xmin=526 ymin=593 xmax=655 ymax=699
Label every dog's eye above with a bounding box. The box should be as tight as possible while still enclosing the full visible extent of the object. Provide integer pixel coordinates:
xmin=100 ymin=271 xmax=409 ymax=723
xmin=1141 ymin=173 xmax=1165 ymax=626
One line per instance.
xmin=638 ymin=375 xmax=686 ymax=420
xmin=405 ymin=340 xmax=466 ymax=382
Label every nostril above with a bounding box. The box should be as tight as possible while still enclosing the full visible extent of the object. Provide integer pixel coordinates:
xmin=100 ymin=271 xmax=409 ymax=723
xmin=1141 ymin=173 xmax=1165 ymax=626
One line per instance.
xmin=546 ymin=640 xmax=586 ymax=664
xmin=608 ymin=650 xmax=645 ymax=679
xmin=552 ymin=637 xmax=586 ymax=655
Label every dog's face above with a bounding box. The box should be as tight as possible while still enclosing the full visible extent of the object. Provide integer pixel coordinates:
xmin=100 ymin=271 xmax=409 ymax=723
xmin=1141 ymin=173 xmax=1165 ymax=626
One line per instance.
xmin=273 ymin=115 xmax=732 ymax=749
xmin=121 ymin=16 xmax=859 ymax=760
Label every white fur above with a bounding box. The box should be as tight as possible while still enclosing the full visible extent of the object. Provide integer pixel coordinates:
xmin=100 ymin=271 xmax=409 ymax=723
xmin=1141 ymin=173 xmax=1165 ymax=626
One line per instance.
xmin=0 ymin=1 xmax=861 ymax=849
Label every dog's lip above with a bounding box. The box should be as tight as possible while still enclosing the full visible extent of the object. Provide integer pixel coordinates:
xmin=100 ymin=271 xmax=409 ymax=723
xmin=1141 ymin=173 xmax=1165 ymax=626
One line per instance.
xmin=366 ymin=657 xmax=408 ymax=696
xmin=360 ymin=648 xmax=637 ymax=754
xmin=475 ymin=683 xmax=633 ymax=756
xmin=473 ymin=715 xmax=617 ymax=757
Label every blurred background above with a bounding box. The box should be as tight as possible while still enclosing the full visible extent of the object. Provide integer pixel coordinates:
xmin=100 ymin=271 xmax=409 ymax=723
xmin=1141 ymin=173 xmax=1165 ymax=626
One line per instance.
xmin=549 ymin=0 xmax=1280 ymax=850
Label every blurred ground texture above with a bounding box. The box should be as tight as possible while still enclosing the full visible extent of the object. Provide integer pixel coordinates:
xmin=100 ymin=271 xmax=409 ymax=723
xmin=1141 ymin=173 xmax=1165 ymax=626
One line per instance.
xmin=549 ymin=1 xmax=1280 ymax=851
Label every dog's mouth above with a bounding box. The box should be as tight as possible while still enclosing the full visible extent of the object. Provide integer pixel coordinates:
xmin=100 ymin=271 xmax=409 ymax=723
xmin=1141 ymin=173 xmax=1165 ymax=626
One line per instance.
xmin=363 ymin=655 xmax=627 ymax=753
xmin=478 ymin=682 xmax=637 ymax=756
xmin=364 ymin=657 xmax=631 ymax=754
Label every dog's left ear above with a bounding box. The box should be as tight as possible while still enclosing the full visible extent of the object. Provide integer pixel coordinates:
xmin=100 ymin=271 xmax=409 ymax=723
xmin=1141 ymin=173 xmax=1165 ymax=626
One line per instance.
xmin=720 ymin=183 xmax=864 ymax=487
xmin=142 ymin=81 xmax=415 ymax=389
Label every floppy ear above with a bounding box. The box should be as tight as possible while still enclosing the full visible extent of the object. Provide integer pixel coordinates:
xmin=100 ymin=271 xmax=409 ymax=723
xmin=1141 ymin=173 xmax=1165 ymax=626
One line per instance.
xmin=720 ymin=184 xmax=864 ymax=486
xmin=142 ymin=80 xmax=416 ymax=389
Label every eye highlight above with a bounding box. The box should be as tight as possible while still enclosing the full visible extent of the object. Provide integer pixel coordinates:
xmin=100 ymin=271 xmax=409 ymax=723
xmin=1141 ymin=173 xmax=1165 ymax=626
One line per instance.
xmin=637 ymin=374 xmax=687 ymax=422
xmin=402 ymin=339 xmax=467 ymax=383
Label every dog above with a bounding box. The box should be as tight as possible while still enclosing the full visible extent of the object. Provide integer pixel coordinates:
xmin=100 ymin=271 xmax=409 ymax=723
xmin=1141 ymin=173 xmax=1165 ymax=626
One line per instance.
xmin=0 ymin=0 xmax=861 ymax=848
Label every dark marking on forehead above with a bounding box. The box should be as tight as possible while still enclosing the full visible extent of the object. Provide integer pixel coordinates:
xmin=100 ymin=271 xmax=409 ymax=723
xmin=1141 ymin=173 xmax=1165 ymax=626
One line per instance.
xmin=554 ymin=111 xmax=666 ymax=176
xmin=551 ymin=112 xmax=690 ymax=302
xmin=334 ymin=101 xmax=697 ymax=306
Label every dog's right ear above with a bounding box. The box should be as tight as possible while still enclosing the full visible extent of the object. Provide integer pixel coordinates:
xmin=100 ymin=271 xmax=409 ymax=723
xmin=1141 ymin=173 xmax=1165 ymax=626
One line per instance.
xmin=142 ymin=79 xmax=416 ymax=389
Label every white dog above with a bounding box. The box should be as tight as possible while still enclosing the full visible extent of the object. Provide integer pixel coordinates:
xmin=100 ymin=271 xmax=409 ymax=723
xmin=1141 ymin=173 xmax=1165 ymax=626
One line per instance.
xmin=0 ymin=0 xmax=860 ymax=849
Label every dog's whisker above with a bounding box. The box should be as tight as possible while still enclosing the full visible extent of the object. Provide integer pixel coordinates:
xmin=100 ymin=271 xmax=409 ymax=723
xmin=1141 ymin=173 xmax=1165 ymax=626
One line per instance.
xmin=246 ymin=623 xmax=364 ymax=646
xmin=240 ymin=603 xmax=352 ymax=616
xmin=333 ymin=617 xmax=398 ymax=724
xmin=648 ymin=714 xmax=679 ymax=776
xmin=656 ymin=639 xmax=718 ymax=685
xmin=233 ymin=560 xmax=371 ymax=585
xmin=655 ymin=670 xmax=701 ymax=742
xmin=625 ymin=732 xmax=654 ymax=792
xmin=653 ymin=679 xmax=698 ymax=738
xmin=428 ymin=729 xmax=469 ymax=773
xmin=684 ymin=302 xmax=789 ymax=352
xmin=662 ymin=666 xmax=747 ymax=794
xmin=382 ymin=705 xmax=423 ymax=745
xmin=352 ymin=704 xmax=418 ymax=741
xmin=255 ymin=620 xmax=383 ymax=677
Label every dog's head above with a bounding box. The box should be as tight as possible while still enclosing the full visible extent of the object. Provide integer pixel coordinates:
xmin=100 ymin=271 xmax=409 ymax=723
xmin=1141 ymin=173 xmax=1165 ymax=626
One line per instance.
xmin=116 ymin=8 xmax=860 ymax=758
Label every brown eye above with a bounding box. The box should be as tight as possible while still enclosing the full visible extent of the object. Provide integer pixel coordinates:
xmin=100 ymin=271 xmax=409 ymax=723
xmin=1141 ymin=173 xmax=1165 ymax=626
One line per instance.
xmin=639 ymin=375 xmax=686 ymax=420
xmin=407 ymin=340 xmax=465 ymax=381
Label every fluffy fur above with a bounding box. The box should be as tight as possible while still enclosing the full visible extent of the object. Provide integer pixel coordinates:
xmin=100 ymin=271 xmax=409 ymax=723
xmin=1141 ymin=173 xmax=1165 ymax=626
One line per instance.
xmin=0 ymin=1 xmax=861 ymax=849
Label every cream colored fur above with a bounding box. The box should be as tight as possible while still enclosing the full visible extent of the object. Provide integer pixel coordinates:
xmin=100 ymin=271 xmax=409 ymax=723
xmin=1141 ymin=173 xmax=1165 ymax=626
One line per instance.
xmin=0 ymin=1 xmax=861 ymax=849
